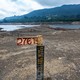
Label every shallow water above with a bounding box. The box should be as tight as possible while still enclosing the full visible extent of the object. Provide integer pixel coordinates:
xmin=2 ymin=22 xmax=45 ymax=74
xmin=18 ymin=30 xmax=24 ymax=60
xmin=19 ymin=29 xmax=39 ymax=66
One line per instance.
xmin=50 ymin=24 xmax=80 ymax=29
xmin=0 ymin=25 xmax=39 ymax=31
xmin=0 ymin=24 xmax=80 ymax=31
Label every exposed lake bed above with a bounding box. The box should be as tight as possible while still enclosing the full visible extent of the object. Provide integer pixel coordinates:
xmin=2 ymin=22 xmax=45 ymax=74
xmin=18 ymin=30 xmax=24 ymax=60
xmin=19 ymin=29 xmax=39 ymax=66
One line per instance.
xmin=0 ymin=25 xmax=80 ymax=80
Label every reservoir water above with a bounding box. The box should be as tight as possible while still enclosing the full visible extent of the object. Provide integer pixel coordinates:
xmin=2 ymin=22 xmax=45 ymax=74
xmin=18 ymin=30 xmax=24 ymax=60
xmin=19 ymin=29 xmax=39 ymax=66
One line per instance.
xmin=0 ymin=25 xmax=40 ymax=31
xmin=50 ymin=24 xmax=80 ymax=29
xmin=0 ymin=24 xmax=80 ymax=31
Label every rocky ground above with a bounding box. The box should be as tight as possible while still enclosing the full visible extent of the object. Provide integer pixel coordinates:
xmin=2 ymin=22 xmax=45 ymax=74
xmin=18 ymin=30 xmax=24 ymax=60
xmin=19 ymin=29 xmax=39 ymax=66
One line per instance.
xmin=0 ymin=25 xmax=80 ymax=80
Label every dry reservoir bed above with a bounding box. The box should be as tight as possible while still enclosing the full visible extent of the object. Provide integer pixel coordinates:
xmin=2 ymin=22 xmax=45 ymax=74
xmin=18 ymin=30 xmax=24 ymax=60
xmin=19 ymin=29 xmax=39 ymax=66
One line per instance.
xmin=0 ymin=25 xmax=80 ymax=80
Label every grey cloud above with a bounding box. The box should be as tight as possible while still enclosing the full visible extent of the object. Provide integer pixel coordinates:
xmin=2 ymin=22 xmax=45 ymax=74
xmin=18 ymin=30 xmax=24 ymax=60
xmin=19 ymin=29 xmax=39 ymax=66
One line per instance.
xmin=0 ymin=9 xmax=7 ymax=12
xmin=0 ymin=14 xmax=5 ymax=19
xmin=20 ymin=8 xmax=33 ymax=12
xmin=20 ymin=9 xmax=26 ymax=12
xmin=10 ymin=0 xmax=27 ymax=6
xmin=34 ymin=0 xmax=63 ymax=6
xmin=0 ymin=8 xmax=15 ymax=13
xmin=34 ymin=0 xmax=80 ymax=7
xmin=10 ymin=0 xmax=18 ymax=2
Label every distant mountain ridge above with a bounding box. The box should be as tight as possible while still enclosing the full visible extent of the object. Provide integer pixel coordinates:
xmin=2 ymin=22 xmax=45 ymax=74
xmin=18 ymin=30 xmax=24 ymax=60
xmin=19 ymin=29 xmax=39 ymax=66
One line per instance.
xmin=26 ymin=4 xmax=80 ymax=17
xmin=1 ymin=4 xmax=80 ymax=23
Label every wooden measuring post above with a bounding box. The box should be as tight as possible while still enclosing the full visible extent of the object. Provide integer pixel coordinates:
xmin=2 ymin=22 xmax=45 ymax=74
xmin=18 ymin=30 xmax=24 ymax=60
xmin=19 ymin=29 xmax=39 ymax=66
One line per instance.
xmin=36 ymin=45 xmax=44 ymax=80
xmin=36 ymin=35 xmax=44 ymax=80
xmin=17 ymin=35 xmax=44 ymax=80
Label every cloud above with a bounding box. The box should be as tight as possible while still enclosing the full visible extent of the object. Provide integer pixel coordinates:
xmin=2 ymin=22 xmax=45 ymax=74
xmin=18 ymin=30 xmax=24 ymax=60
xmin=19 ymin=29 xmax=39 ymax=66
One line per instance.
xmin=0 ymin=0 xmax=80 ymax=19
xmin=10 ymin=0 xmax=18 ymax=2
xmin=34 ymin=0 xmax=80 ymax=7
xmin=0 ymin=0 xmax=44 ymax=19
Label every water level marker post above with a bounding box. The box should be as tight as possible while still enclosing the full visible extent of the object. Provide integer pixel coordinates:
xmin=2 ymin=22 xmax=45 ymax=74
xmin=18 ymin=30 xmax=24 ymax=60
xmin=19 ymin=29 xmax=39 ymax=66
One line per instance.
xmin=36 ymin=35 xmax=44 ymax=80
xmin=17 ymin=35 xmax=44 ymax=80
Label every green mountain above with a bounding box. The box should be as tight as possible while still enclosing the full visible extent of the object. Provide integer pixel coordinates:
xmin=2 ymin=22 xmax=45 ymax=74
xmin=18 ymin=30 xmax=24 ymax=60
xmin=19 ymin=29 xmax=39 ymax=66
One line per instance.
xmin=1 ymin=4 xmax=80 ymax=23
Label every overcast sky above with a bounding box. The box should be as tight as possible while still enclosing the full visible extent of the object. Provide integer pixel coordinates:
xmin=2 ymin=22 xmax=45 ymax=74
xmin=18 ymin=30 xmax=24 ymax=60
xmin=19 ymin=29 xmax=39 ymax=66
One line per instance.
xmin=0 ymin=0 xmax=80 ymax=19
